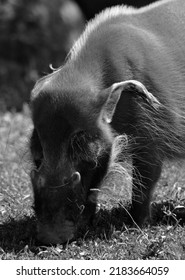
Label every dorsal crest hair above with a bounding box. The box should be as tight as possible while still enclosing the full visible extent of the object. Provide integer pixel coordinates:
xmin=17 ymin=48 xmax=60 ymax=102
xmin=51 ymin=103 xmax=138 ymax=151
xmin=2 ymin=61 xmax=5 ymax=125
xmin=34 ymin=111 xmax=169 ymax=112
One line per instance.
xmin=69 ymin=0 xmax=172 ymax=60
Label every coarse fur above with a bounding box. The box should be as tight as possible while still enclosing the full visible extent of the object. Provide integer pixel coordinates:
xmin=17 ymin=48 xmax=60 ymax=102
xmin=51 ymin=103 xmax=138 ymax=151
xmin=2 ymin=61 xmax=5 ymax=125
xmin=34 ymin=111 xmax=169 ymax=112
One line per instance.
xmin=30 ymin=0 xmax=185 ymax=244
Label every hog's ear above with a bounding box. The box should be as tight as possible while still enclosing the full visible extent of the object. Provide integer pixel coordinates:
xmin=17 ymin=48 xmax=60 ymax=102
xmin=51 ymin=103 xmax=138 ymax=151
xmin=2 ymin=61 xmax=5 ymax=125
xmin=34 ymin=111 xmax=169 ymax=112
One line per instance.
xmin=102 ymin=80 xmax=161 ymax=123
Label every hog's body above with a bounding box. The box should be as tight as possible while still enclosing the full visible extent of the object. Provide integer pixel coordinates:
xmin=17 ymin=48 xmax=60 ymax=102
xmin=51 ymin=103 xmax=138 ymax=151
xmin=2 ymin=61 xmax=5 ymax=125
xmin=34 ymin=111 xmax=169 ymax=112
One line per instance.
xmin=30 ymin=0 xmax=185 ymax=244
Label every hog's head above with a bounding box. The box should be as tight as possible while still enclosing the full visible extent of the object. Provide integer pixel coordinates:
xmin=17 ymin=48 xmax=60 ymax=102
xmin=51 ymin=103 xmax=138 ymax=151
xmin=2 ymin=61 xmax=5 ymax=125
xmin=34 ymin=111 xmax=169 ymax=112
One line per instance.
xmin=30 ymin=69 xmax=160 ymax=244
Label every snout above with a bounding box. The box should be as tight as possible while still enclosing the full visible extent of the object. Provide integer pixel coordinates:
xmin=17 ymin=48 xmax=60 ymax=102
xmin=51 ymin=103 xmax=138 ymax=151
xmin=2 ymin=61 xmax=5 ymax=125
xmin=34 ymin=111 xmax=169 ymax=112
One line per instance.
xmin=36 ymin=221 xmax=76 ymax=245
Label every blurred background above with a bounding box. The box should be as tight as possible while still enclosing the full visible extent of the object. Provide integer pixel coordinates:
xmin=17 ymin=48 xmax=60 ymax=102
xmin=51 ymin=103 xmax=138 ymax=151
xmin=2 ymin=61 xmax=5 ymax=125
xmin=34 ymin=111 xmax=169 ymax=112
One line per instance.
xmin=0 ymin=0 xmax=157 ymax=112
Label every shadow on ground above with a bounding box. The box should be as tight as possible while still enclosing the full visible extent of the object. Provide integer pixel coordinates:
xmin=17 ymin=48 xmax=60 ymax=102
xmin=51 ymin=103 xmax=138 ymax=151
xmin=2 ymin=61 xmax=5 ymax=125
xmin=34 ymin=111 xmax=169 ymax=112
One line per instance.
xmin=0 ymin=200 xmax=185 ymax=252
xmin=0 ymin=215 xmax=37 ymax=253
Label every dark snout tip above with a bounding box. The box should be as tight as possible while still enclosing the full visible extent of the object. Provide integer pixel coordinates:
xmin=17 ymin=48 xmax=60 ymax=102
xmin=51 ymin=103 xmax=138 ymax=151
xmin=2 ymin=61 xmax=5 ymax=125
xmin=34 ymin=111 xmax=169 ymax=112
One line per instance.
xmin=35 ymin=235 xmax=76 ymax=247
xmin=36 ymin=222 xmax=76 ymax=246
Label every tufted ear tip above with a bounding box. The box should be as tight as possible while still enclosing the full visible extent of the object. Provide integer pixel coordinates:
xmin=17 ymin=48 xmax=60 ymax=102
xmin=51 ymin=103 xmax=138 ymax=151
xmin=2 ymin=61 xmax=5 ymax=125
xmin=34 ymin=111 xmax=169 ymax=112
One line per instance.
xmin=101 ymin=79 xmax=161 ymax=124
xmin=122 ymin=80 xmax=161 ymax=109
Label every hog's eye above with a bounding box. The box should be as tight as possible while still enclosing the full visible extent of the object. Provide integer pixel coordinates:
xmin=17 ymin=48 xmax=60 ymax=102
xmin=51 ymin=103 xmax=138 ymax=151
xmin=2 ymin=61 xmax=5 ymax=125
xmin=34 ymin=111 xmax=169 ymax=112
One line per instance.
xmin=69 ymin=131 xmax=101 ymax=171
xmin=34 ymin=156 xmax=43 ymax=169
xmin=69 ymin=131 xmax=93 ymax=161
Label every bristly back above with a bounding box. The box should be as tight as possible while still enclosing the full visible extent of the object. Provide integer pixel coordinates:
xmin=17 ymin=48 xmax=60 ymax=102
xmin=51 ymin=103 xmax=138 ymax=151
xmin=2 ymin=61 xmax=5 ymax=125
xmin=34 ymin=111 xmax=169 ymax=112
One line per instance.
xmin=69 ymin=0 xmax=172 ymax=61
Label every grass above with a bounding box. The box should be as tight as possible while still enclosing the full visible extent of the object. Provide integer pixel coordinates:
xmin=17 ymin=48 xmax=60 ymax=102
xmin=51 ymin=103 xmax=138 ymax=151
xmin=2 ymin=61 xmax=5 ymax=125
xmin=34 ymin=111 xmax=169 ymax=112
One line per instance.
xmin=0 ymin=108 xmax=185 ymax=260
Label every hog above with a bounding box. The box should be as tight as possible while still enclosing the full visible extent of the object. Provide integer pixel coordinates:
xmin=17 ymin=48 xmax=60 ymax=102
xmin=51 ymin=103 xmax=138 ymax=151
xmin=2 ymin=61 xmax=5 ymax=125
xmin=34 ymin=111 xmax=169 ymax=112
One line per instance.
xmin=30 ymin=0 xmax=185 ymax=244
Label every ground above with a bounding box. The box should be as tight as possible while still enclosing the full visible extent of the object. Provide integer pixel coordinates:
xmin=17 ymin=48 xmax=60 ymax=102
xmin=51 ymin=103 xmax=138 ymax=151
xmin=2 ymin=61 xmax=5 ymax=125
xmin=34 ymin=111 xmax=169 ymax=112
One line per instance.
xmin=0 ymin=108 xmax=185 ymax=260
